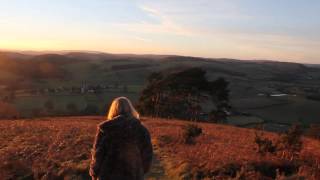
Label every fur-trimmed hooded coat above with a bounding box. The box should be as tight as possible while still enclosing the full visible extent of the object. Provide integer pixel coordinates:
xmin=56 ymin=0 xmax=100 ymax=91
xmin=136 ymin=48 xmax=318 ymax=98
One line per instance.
xmin=89 ymin=115 xmax=153 ymax=180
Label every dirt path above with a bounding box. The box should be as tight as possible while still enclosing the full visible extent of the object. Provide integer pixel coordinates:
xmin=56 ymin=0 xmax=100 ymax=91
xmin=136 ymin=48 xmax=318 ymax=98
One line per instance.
xmin=145 ymin=153 xmax=169 ymax=180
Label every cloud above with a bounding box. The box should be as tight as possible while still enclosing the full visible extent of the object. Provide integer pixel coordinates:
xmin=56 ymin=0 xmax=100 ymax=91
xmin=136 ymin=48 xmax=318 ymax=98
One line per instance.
xmin=133 ymin=36 xmax=152 ymax=42
xmin=133 ymin=1 xmax=320 ymax=63
xmin=110 ymin=4 xmax=194 ymax=37
xmin=110 ymin=1 xmax=256 ymax=39
xmin=115 ymin=1 xmax=255 ymax=38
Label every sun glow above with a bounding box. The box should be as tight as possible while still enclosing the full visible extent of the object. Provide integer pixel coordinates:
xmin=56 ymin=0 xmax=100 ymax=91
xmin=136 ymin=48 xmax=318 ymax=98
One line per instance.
xmin=0 ymin=0 xmax=319 ymax=63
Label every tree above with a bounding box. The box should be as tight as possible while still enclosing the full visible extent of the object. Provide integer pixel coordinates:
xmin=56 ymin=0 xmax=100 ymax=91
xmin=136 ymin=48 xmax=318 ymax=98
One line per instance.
xmin=208 ymin=77 xmax=230 ymax=120
xmin=138 ymin=67 xmax=230 ymax=120
xmin=209 ymin=77 xmax=229 ymax=106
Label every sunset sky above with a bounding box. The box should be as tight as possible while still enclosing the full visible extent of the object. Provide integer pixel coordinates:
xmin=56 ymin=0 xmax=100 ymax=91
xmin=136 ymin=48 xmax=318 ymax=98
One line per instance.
xmin=0 ymin=0 xmax=319 ymax=63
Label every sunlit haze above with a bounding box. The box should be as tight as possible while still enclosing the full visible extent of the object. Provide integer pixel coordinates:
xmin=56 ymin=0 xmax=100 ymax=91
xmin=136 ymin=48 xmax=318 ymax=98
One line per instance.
xmin=1 ymin=0 xmax=319 ymax=63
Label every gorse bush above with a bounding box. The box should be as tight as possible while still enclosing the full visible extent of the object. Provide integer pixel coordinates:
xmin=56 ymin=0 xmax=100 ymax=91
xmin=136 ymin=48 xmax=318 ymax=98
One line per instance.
xmin=158 ymin=135 xmax=173 ymax=146
xmin=254 ymin=124 xmax=303 ymax=161
xmin=182 ymin=124 xmax=203 ymax=144
xmin=280 ymin=124 xmax=303 ymax=149
xmin=254 ymin=132 xmax=277 ymax=155
xmin=278 ymin=124 xmax=303 ymax=161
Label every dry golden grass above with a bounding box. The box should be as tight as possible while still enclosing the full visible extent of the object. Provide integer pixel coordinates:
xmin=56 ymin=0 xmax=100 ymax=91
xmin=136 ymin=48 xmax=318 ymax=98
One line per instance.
xmin=143 ymin=117 xmax=320 ymax=179
xmin=0 ymin=116 xmax=319 ymax=179
xmin=0 ymin=116 xmax=101 ymax=179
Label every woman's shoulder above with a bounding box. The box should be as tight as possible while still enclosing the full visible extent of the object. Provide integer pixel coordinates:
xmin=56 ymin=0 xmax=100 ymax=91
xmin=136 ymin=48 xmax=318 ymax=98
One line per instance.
xmin=97 ymin=116 xmax=121 ymax=132
xmin=97 ymin=115 xmax=141 ymax=132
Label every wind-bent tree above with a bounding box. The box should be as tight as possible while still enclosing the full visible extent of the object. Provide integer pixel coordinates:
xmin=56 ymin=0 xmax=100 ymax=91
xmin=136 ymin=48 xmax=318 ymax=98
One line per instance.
xmin=138 ymin=67 xmax=230 ymax=121
xmin=208 ymin=77 xmax=231 ymax=121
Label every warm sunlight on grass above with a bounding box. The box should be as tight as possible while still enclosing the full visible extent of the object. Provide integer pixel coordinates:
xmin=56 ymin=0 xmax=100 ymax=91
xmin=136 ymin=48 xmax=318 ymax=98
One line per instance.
xmin=0 ymin=116 xmax=319 ymax=179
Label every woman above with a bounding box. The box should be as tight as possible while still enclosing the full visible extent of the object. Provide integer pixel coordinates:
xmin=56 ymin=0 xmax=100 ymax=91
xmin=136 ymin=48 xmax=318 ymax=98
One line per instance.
xmin=90 ymin=97 xmax=153 ymax=180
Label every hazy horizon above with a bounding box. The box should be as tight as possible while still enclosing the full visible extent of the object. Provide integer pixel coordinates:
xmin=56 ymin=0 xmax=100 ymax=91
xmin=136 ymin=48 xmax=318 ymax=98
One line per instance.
xmin=1 ymin=0 xmax=319 ymax=64
xmin=1 ymin=48 xmax=320 ymax=65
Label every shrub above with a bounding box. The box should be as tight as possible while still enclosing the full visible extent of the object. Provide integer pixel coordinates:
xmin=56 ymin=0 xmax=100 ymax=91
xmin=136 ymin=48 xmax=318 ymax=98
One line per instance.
xmin=278 ymin=124 xmax=303 ymax=161
xmin=182 ymin=124 xmax=202 ymax=144
xmin=254 ymin=131 xmax=277 ymax=155
xmin=298 ymin=154 xmax=320 ymax=179
xmin=158 ymin=135 xmax=173 ymax=147
xmin=254 ymin=124 xmax=303 ymax=161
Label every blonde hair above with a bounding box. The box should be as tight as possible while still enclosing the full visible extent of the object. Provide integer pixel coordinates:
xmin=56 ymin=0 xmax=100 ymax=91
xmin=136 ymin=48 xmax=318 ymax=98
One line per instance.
xmin=107 ymin=97 xmax=140 ymax=120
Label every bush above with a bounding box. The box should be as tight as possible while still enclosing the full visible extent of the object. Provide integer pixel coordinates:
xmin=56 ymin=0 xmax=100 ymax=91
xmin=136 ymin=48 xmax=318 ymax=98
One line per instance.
xmin=158 ymin=135 xmax=173 ymax=147
xmin=182 ymin=124 xmax=202 ymax=144
xmin=298 ymin=154 xmax=320 ymax=179
xmin=254 ymin=124 xmax=303 ymax=161
xmin=254 ymin=131 xmax=277 ymax=155
xmin=278 ymin=124 xmax=303 ymax=161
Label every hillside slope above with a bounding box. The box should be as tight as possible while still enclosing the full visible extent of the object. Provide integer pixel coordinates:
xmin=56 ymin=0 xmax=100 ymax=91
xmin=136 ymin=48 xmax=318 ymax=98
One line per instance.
xmin=0 ymin=116 xmax=319 ymax=179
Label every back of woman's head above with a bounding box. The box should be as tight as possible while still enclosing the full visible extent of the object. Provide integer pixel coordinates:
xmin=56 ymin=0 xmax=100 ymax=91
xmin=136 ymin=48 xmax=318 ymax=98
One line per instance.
xmin=107 ymin=97 xmax=139 ymax=120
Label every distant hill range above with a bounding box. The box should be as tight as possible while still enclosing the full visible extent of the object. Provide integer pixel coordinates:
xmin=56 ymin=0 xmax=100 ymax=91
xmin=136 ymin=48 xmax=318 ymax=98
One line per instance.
xmin=1 ymin=50 xmax=318 ymax=64
xmin=0 ymin=50 xmax=319 ymax=96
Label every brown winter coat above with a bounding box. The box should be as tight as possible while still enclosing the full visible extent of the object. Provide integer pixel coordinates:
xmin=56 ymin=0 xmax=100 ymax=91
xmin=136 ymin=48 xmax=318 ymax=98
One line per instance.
xmin=90 ymin=115 xmax=153 ymax=180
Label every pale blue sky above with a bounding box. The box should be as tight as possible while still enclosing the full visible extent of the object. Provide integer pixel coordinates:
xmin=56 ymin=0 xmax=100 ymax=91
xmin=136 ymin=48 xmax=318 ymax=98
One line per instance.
xmin=0 ymin=0 xmax=319 ymax=63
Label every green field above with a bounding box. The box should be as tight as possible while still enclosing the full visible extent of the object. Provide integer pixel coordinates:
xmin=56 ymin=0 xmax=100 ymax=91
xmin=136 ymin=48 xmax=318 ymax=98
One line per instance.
xmin=229 ymin=95 xmax=320 ymax=131
xmin=13 ymin=91 xmax=140 ymax=117
xmin=245 ymin=97 xmax=320 ymax=125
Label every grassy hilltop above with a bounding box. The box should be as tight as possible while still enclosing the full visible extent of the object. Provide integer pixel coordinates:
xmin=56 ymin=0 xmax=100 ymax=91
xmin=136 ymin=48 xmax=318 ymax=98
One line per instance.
xmin=0 ymin=116 xmax=319 ymax=179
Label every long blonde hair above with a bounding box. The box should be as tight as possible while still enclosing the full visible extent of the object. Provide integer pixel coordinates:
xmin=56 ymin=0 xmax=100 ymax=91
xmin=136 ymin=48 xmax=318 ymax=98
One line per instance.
xmin=107 ymin=97 xmax=139 ymax=120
